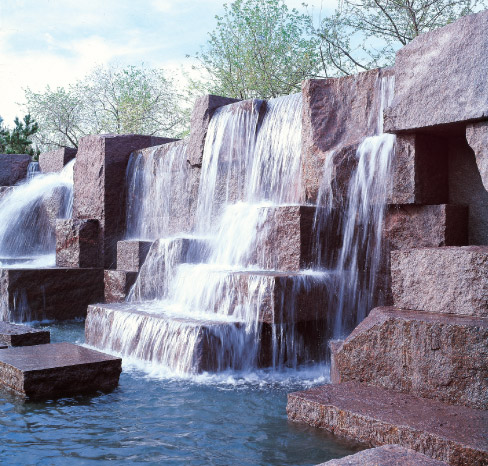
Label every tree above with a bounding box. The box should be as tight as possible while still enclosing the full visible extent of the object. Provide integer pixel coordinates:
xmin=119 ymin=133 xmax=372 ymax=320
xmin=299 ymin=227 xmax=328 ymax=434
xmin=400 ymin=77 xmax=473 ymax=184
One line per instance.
xmin=0 ymin=114 xmax=40 ymax=157
xmin=24 ymin=64 xmax=186 ymax=151
xmin=316 ymin=0 xmax=488 ymax=76
xmin=194 ymin=0 xmax=323 ymax=99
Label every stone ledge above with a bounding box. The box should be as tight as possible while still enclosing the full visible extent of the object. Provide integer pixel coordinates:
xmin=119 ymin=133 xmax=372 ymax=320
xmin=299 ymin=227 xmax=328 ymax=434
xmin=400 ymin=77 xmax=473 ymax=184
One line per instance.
xmin=287 ymin=382 xmax=488 ymax=466
xmin=0 ymin=268 xmax=105 ymax=322
xmin=331 ymin=307 xmax=488 ymax=409
xmin=0 ymin=322 xmax=50 ymax=347
xmin=317 ymin=444 xmax=448 ymax=466
xmin=0 ymin=342 xmax=121 ymax=399
xmin=391 ymin=246 xmax=488 ymax=317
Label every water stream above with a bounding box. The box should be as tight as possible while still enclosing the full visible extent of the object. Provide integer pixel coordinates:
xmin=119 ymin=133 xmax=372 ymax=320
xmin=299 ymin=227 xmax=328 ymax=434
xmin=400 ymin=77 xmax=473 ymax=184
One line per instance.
xmin=0 ymin=160 xmax=75 ymax=267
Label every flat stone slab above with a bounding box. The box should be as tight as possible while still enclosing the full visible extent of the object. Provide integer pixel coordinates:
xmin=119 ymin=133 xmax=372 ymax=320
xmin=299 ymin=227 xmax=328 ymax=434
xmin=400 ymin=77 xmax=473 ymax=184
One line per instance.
xmin=331 ymin=307 xmax=488 ymax=410
xmin=317 ymin=444 xmax=448 ymax=465
xmin=391 ymin=246 xmax=488 ymax=317
xmin=0 ymin=322 xmax=50 ymax=347
xmin=0 ymin=342 xmax=121 ymax=399
xmin=287 ymin=382 xmax=488 ymax=466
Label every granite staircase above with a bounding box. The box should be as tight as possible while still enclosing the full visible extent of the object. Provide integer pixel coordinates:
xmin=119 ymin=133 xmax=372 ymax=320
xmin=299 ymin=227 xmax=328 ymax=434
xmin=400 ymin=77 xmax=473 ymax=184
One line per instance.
xmin=287 ymin=246 xmax=488 ymax=465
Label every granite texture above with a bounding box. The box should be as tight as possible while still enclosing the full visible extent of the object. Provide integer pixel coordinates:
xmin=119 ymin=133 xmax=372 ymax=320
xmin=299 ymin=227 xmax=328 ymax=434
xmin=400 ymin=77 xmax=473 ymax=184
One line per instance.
xmin=0 ymin=342 xmax=121 ymax=399
xmin=56 ymin=219 xmax=102 ymax=268
xmin=116 ymin=240 xmax=152 ymax=272
xmin=466 ymin=121 xmax=488 ymax=192
xmin=385 ymin=10 xmax=488 ymax=132
xmin=448 ymin=135 xmax=488 ymax=245
xmin=391 ymin=246 xmax=488 ymax=317
xmin=39 ymin=147 xmax=76 ymax=173
xmin=73 ymin=134 xmax=176 ymax=269
xmin=301 ymin=68 xmax=392 ymax=203
xmin=317 ymin=444 xmax=448 ymax=466
xmin=0 ymin=154 xmax=30 ymax=185
xmin=330 ymin=307 xmax=488 ymax=409
xmin=388 ymin=133 xmax=449 ymax=205
xmin=0 ymin=322 xmax=50 ymax=347
xmin=104 ymin=270 xmax=138 ymax=303
xmin=0 ymin=268 xmax=104 ymax=322
xmin=287 ymin=382 xmax=488 ymax=466
xmin=187 ymin=95 xmax=240 ymax=167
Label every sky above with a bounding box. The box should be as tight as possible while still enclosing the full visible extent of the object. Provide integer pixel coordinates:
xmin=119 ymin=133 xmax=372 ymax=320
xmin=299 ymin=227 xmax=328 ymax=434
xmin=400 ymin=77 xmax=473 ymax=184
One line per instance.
xmin=0 ymin=0 xmax=338 ymax=126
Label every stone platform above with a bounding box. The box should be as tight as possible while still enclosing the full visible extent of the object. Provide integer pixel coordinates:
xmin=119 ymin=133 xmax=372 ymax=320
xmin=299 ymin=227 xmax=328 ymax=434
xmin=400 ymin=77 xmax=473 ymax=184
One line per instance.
xmin=330 ymin=307 xmax=488 ymax=409
xmin=0 ymin=322 xmax=50 ymax=347
xmin=317 ymin=444 xmax=448 ymax=465
xmin=287 ymin=382 xmax=488 ymax=466
xmin=0 ymin=342 xmax=121 ymax=399
xmin=0 ymin=267 xmax=104 ymax=322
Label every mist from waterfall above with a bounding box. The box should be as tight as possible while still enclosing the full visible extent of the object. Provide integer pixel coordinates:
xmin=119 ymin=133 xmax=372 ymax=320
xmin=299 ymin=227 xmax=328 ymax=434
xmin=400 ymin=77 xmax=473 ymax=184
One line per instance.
xmin=0 ymin=159 xmax=75 ymax=267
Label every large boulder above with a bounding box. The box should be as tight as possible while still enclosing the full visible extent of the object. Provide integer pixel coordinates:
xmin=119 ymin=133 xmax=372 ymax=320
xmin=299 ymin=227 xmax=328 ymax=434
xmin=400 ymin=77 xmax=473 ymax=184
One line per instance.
xmin=0 ymin=154 xmax=30 ymax=186
xmin=39 ymin=147 xmax=76 ymax=173
xmin=301 ymin=68 xmax=393 ymax=202
xmin=385 ymin=10 xmax=488 ymax=132
xmin=466 ymin=121 xmax=488 ymax=192
xmin=73 ymin=134 xmax=176 ymax=268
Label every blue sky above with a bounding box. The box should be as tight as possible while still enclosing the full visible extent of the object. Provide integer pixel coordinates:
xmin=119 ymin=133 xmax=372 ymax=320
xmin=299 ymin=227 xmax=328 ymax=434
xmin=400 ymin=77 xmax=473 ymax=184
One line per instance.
xmin=0 ymin=0 xmax=338 ymax=125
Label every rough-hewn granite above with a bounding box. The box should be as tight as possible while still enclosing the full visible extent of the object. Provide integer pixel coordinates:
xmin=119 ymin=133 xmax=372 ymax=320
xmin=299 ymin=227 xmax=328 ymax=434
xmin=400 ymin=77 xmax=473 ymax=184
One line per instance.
xmin=0 ymin=186 xmax=14 ymax=200
xmin=0 ymin=322 xmax=50 ymax=347
xmin=317 ymin=444 xmax=448 ymax=466
xmin=187 ymin=95 xmax=240 ymax=167
xmin=0 ymin=154 xmax=31 ymax=186
xmin=466 ymin=121 xmax=488 ymax=192
xmin=301 ymin=68 xmax=392 ymax=203
xmin=384 ymin=205 xmax=468 ymax=251
xmin=0 ymin=342 xmax=121 ymax=399
xmin=56 ymin=219 xmax=101 ymax=268
xmin=388 ymin=133 xmax=449 ymax=205
xmin=385 ymin=10 xmax=488 ymax=132
xmin=104 ymin=270 xmax=138 ymax=303
xmin=391 ymin=247 xmax=488 ymax=317
xmin=330 ymin=307 xmax=488 ymax=409
xmin=73 ymin=134 xmax=176 ymax=269
xmin=39 ymin=147 xmax=76 ymax=173
xmin=448 ymin=135 xmax=488 ymax=245
xmin=0 ymin=268 xmax=104 ymax=322
xmin=117 ymin=240 xmax=152 ymax=272
xmin=287 ymin=382 xmax=488 ymax=466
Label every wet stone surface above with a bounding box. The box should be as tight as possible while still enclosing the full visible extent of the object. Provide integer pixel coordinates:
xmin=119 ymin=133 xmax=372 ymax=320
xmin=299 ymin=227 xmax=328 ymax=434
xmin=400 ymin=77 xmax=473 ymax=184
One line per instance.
xmin=0 ymin=322 xmax=50 ymax=347
xmin=0 ymin=342 xmax=121 ymax=399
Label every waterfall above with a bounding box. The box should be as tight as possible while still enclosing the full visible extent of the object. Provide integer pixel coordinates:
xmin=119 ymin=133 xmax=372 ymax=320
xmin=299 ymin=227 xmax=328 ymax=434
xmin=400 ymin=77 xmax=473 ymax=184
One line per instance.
xmin=125 ymin=141 xmax=191 ymax=240
xmin=0 ymin=160 xmax=75 ymax=267
xmin=315 ymin=74 xmax=396 ymax=338
xmin=27 ymin=161 xmax=40 ymax=180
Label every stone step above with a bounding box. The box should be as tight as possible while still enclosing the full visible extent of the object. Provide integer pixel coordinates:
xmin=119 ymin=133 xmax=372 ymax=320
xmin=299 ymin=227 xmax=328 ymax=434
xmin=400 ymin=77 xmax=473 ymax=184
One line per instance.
xmin=0 ymin=322 xmax=50 ymax=347
xmin=391 ymin=246 xmax=488 ymax=317
xmin=0 ymin=268 xmax=104 ymax=322
xmin=287 ymin=382 xmax=488 ymax=466
xmin=0 ymin=342 xmax=121 ymax=399
xmin=317 ymin=444 xmax=448 ymax=466
xmin=330 ymin=307 xmax=488 ymax=410
xmin=85 ymin=303 xmax=327 ymax=371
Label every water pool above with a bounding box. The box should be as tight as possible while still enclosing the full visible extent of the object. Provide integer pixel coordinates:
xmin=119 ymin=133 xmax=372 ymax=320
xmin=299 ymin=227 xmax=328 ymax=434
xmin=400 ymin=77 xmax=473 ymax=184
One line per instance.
xmin=0 ymin=322 xmax=362 ymax=465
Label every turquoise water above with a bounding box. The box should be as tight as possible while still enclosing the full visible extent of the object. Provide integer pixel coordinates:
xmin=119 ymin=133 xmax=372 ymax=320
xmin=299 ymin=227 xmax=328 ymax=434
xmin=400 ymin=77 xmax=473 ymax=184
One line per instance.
xmin=0 ymin=322 xmax=362 ymax=466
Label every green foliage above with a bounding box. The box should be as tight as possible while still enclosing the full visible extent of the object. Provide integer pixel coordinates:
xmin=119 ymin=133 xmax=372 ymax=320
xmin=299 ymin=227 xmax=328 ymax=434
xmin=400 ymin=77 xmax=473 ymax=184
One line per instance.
xmin=24 ymin=64 xmax=186 ymax=151
xmin=0 ymin=114 xmax=40 ymax=158
xmin=317 ymin=0 xmax=488 ymax=75
xmin=194 ymin=0 xmax=323 ymax=99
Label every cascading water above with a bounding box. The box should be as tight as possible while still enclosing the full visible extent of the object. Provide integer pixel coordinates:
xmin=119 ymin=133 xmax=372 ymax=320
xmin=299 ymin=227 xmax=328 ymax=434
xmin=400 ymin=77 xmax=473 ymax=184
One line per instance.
xmin=0 ymin=159 xmax=75 ymax=267
xmin=314 ymin=75 xmax=396 ymax=338
xmin=27 ymin=161 xmax=40 ymax=180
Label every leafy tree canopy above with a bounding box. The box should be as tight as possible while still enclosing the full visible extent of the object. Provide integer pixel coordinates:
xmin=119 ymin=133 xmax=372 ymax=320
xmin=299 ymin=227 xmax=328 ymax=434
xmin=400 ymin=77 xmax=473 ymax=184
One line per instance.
xmin=24 ymin=64 xmax=186 ymax=151
xmin=0 ymin=114 xmax=40 ymax=157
